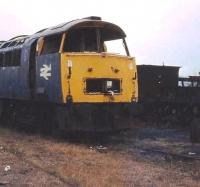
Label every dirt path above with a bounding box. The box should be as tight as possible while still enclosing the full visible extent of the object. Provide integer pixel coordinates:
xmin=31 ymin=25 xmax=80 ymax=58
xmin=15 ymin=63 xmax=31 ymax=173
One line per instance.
xmin=0 ymin=126 xmax=199 ymax=187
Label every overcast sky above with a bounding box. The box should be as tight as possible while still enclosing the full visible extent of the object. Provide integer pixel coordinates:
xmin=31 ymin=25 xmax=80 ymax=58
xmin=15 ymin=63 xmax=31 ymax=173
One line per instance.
xmin=0 ymin=0 xmax=200 ymax=76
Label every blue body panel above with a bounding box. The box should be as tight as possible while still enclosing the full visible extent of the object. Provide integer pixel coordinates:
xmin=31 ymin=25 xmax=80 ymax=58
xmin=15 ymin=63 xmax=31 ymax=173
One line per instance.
xmin=0 ymin=46 xmax=30 ymax=99
xmin=35 ymin=53 xmax=62 ymax=103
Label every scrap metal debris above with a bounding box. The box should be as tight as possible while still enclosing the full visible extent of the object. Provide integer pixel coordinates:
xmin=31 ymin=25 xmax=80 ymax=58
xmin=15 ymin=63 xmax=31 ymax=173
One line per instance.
xmin=89 ymin=145 xmax=108 ymax=153
xmin=4 ymin=166 xmax=11 ymax=172
xmin=188 ymin=152 xmax=196 ymax=155
xmin=0 ymin=181 xmax=9 ymax=185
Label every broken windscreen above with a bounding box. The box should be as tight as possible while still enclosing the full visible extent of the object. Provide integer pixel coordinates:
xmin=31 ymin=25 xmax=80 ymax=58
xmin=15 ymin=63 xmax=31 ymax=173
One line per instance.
xmin=63 ymin=22 xmax=129 ymax=56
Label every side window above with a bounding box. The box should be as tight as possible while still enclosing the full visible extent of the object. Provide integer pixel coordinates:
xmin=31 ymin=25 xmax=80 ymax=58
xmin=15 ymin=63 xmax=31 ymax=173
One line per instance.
xmin=12 ymin=49 xmax=21 ymax=66
xmin=2 ymin=49 xmax=21 ymax=67
xmin=41 ymin=34 xmax=62 ymax=55
xmin=0 ymin=53 xmax=4 ymax=67
xmin=4 ymin=51 xmax=12 ymax=66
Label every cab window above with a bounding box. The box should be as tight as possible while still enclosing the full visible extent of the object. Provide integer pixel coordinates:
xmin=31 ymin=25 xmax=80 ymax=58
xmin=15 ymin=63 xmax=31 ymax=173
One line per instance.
xmin=63 ymin=28 xmax=100 ymax=52
xmin=41 ymin=34 xmax=62 ymax=55
xmin=63 ymin=25 xmax=128 ymax=55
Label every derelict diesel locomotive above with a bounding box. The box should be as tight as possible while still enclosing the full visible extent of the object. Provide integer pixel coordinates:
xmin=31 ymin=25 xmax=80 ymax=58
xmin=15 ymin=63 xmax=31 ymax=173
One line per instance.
xmin=0 ymin=16 xmax=138 ymax=133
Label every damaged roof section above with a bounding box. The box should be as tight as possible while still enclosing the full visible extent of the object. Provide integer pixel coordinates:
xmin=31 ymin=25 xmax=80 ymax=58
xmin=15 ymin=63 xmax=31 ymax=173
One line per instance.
xmin=31 ymin=16 xmax=126 ymax=40
xmin=0 ymin=35 xmax=28 ymax=50
xmin=0 ymin=16 xmax=126 ymax=50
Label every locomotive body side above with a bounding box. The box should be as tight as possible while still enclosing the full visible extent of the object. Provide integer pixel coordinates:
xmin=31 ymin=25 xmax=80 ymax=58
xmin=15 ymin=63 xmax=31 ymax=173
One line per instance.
xmin=0 ymin=17 xmax=138 ymax=132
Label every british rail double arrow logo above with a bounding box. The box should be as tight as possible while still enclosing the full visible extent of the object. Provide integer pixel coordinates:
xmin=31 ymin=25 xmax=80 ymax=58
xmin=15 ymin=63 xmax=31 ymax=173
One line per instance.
xmin=40 ymin=64 xmax=52 ymax=80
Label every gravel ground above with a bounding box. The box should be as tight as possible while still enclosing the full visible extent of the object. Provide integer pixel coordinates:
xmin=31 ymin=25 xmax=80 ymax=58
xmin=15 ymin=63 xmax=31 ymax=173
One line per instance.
xmin=0 ymin=149 xmax=65 ymax=187
xmin=0 ymin=123 xmax=199 ymax=187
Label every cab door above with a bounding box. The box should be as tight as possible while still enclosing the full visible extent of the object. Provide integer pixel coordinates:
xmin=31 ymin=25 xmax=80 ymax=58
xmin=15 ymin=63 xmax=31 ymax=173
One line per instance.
xmin=35 ymin=34 xmax=63 ymax=103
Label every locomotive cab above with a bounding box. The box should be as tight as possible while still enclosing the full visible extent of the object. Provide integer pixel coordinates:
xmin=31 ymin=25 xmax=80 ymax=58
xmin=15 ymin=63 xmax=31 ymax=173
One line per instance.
xmin=33 ymin=17 xmax=138 ymax=131
xmin=36 ymin=17 xmax=137 ymax=105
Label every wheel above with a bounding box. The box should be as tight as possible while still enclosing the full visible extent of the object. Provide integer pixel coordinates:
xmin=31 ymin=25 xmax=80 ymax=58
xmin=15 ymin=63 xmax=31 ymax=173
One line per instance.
xmin=37 ymin=103 xmax=55 ymax=135
xmin=51 ymin=105 xmax=67 ymax=138
xmin=190 ymin=118 xmax=200 ymax=143
xmin=0 ymin=100 xmax=4 ymax=119
xmin=0 ymin=100 xmax=4 ymax=124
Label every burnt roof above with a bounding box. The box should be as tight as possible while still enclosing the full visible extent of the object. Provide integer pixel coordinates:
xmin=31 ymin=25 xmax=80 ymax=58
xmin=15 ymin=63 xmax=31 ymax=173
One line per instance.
xmin=0 ymin=16 xmax=126 ymax=49
xmin=31 ymin=16 xmax=126 ymax=39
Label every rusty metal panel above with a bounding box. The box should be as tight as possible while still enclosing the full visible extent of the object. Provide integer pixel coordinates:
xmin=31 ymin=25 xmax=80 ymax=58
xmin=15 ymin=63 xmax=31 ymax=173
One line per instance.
xmin=137 ymin=65 xmax=180 ymax=103
xmin=176 ymin=76 xmax=200 ymax=104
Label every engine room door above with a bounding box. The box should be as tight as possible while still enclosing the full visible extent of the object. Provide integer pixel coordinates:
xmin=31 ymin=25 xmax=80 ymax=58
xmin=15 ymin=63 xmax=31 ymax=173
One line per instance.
xmin=29 ymin=40 xmax=37 ymax=98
